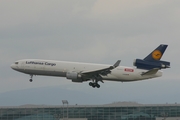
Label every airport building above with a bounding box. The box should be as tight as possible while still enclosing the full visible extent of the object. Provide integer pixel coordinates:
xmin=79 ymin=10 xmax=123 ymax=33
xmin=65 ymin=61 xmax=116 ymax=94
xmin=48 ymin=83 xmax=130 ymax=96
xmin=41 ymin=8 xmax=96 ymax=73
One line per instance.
xmin=0 ymin=102 xmax=180 ymax=120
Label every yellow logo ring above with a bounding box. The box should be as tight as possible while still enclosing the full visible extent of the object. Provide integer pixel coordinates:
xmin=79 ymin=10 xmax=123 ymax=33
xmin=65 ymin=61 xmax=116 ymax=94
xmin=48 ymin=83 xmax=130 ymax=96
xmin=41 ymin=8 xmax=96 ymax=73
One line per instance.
xmin=152 ymin=50 xmax=162 ymax=60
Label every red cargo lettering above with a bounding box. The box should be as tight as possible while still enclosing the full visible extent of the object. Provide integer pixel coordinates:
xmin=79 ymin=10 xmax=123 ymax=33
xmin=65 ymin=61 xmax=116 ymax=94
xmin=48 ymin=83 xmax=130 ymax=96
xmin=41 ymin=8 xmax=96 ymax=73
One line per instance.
xmin=124 ymin=68 xmax=134 ymax=72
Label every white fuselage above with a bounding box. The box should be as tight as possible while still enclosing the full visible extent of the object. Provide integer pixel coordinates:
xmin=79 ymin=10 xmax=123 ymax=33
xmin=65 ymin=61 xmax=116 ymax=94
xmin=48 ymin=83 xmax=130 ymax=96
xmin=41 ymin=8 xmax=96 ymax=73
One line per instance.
xmin=11 ymin=59 xmax=162 ymax=82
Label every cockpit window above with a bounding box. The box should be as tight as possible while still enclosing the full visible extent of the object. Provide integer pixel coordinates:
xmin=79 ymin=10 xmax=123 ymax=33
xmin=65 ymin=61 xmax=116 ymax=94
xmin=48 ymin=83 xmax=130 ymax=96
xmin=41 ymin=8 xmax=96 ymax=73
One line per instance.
xmin=15 ymin=62 xmax=19 ymax=64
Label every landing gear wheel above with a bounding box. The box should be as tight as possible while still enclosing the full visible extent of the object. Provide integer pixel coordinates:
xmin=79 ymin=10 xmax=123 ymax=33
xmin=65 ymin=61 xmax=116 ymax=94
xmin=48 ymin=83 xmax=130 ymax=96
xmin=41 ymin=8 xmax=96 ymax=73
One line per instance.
xmin=89 ymin=82 xmax=93 ymax=86
xmin=96 ymin=84 xmax=100 ymax=88
xmin=89 ymin=82 xmax=100 ymax=88
xmin=29 ymin=75 xmax=33 ymax=82
xmin=92 ymin=84 xmax=96 ymax=88
xmin=89 ymin=82 xmax=95 ymax=88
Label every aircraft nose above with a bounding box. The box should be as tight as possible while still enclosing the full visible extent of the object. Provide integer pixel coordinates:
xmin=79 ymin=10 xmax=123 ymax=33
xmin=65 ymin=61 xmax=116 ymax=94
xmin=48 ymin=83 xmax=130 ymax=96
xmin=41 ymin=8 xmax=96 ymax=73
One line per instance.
xmin=11 ymin=64 xmax=16 ymax=69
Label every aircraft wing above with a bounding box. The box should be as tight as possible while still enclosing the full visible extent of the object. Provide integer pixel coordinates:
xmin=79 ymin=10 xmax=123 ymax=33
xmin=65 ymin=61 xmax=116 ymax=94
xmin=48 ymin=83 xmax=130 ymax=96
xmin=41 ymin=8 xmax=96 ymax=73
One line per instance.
xmin=141 ymin=68 xmax=159 ymax=76
xmin=81 ymin=60 xmax=121 ymax=80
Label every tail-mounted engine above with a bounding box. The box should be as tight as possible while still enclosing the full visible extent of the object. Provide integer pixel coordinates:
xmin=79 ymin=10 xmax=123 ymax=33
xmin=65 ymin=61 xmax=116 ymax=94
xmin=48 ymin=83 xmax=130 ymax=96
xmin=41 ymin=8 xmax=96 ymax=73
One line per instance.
xmin=133 ymin=59 xmax=170 ymax=70
xmin=66 ymin=71 xmax=83 ymax=82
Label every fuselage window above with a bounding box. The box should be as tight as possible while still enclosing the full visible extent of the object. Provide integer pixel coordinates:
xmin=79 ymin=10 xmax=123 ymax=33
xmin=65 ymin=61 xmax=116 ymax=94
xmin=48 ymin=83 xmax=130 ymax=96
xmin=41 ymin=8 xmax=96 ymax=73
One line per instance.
xmin=15 ymin=62 xmax=19 ymax=64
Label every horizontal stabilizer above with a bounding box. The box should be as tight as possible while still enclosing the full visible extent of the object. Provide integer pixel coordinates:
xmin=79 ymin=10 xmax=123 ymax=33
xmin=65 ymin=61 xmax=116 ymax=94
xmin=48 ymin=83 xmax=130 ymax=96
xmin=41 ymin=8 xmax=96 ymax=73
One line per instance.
xmin=141 ymin=68 xmax=159 ymax=76
xmin=134 ymin=44 xmax=170 ymax=70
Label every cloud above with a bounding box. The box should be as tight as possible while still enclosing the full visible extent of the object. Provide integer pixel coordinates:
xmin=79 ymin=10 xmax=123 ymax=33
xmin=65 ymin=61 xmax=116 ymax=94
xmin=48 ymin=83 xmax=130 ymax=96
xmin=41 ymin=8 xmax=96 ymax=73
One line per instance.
xmin=90 ymin=0 xmax=164 ymax=18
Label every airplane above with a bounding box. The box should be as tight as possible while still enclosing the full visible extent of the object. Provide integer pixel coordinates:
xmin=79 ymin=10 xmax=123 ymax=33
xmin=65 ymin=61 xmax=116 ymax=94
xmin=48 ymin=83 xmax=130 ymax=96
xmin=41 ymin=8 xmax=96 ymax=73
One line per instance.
xmin=11 ymin=44 xmax=170 ymax=88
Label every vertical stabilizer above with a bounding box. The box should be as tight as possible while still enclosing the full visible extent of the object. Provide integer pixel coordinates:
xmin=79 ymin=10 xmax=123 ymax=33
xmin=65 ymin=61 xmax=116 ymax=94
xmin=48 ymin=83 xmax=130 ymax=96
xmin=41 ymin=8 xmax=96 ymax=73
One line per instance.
xmin=144 ymin=44 xmax=168 ymax=61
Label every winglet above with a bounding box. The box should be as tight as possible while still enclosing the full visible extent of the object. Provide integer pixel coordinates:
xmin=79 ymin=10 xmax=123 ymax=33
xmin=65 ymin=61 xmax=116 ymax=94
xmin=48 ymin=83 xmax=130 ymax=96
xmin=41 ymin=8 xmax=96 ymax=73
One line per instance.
xmin=113 ymin=60 xmax=121 ymax=68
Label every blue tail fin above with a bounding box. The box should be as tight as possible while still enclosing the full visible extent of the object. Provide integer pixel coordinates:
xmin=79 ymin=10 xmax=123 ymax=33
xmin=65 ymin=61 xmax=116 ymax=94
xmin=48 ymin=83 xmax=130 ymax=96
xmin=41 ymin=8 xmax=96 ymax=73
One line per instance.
xmin=144 ymin=44 xmax=168 ymax=61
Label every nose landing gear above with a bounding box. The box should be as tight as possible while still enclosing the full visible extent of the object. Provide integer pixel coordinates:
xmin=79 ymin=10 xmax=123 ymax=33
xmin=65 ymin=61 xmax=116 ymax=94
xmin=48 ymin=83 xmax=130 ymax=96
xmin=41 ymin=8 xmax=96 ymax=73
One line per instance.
xmin=29 ymin=75 xmax=33 ymax=82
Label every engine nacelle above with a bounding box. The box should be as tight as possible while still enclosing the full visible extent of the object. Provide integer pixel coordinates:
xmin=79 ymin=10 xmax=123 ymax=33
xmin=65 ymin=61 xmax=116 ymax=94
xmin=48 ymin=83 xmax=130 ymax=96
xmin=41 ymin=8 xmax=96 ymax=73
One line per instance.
xmin=72 ymin=79 xmax=83 ymax=83
xmin=66 ymin=71 xmax=83 ymax=83
xmin=133 ymin=59 xmax=170 ymax=70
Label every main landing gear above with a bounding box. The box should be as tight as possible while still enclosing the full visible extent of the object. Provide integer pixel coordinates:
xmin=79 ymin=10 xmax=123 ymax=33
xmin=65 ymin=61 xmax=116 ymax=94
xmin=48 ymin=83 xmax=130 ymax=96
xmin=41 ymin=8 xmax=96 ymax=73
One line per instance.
xmin=89 ymin=82 xmax=100 ymax=88
xmin=89 ymin=76 xmax=104 ymax=88
xmin=29 ymin=75 xmax=33 ymax=82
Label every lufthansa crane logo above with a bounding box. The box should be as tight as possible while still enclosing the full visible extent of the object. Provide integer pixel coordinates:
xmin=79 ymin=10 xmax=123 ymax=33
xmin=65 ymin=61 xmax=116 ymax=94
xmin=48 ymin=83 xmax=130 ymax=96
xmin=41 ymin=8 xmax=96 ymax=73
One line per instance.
xmin=152 ymin=50 xmax=162 ymax=60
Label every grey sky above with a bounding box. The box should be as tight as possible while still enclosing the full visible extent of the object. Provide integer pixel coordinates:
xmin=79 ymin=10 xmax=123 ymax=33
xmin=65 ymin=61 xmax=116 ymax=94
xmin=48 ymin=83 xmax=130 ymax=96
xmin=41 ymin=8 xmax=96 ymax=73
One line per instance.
xmin=0 ymin=0 xmax=179 ymax=105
